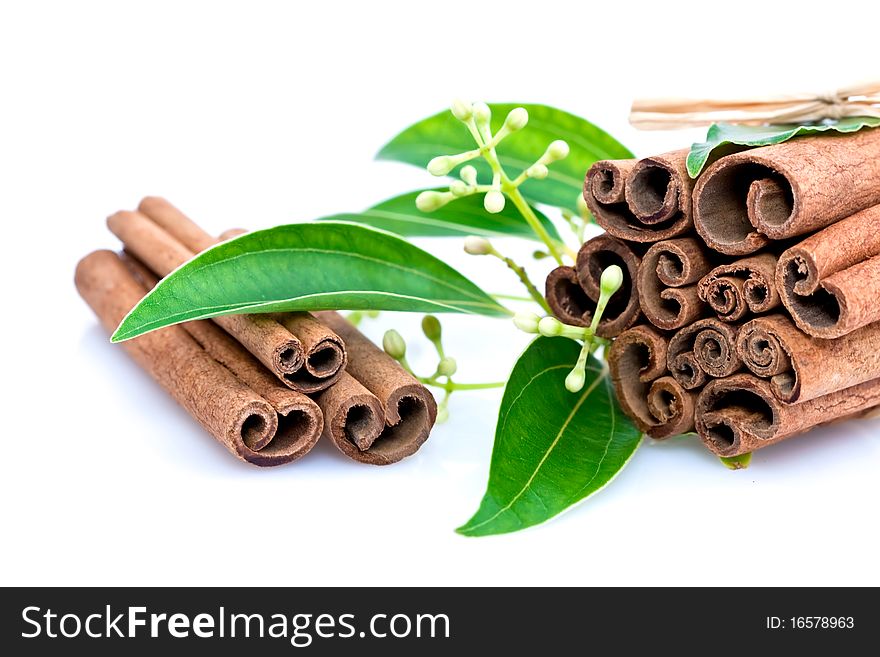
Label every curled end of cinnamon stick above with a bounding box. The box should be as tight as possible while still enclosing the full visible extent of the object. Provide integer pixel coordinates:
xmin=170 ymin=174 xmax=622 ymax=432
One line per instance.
xmin=645 ymin=376 xmax=696 ymax=439
xmin=736 ymin=316 xmax=797 ymax=402
xmin=276 ymin=313 xmax=347 ymax=393
xmin=637 ymin=238 xmax=710 ymax=331
xmin=695 ymin=375 xmax=779 ymax=457
xmin=574 ymin=235 xmax=642 ymax=337
xmin=545 ymin=266 xmax=591 ymax=327
xmin=608 ymin=325 xmax=669 ymax=434
xmin=777 ymin=248 xmax=848 ymax=339
xmin=624 ymin=152 xmax=691 ymax=226
xmin=234 ymin=396 xmax=323 ymax=466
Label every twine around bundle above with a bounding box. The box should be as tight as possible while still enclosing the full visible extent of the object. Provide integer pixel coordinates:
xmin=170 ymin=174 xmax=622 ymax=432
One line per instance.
xmin=629 ymin=80 xmax=880 ymax=129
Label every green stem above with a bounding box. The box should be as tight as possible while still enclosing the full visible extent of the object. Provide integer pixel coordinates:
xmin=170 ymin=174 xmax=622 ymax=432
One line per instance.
xmin=504 ymin=180 xmax=564 ymax=266
xmin=491 ymin=292 xmax=535 ymax=302
xmin=493 ymin=251 xmax=552 ymax=314
xmin=420 ymin=378 xmax=506 ymax=391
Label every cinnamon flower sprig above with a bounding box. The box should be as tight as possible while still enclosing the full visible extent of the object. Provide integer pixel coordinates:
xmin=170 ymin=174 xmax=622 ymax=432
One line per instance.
xmin=515 ymin=265 xmax=623 ymax=393
xmin=383 ymin=315 xmax=505 ymax=423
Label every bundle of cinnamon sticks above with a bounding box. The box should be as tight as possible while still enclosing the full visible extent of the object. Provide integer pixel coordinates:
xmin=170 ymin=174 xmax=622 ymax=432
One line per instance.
xmin=549 ymin=127 xmax=880 ymax=456
xmin=76 ymin=198 xmax=437 ymax=466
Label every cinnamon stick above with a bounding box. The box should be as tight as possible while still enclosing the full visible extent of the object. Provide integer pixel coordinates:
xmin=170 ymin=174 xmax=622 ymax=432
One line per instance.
xmin=737 ymin=313 xmax=880 ymax=403
xmin=637 ymin=237 xmax=712 ymax=330
xmin=76 ymin=250 xmax=322 ymax=466
xmin=667 ymin=318 xmax=741 ymax=389
xmin=695 ymin=373 xmax=880 ymax=457
xmin=776 ymin=205 xmax=880 ymax=339
xmin=608 ymin=324 xmax=693 ymax=438
xmin=557 ymin=234 xmax=641 ymax=337
xmin=584 ymin=151 xmax=693 ymax=243
xmin=693 ymin=128 xmax=880 ymax=253
xmin=313 ymin=311 xmax=437 ymax=465
xmin=698 ymin=253 xmax=780 ymax=322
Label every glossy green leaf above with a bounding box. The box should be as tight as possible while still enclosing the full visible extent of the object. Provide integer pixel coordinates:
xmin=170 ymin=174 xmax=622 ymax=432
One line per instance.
xmin=720 ymin=453 xmax=752 ymax=470
xmin=377 ymin=103 xmax=633 ymax=214
xmin=457 ymin=337 xmax=641 ymax=537
xmin=112 ymin=222 xmax=509 ymax=342
xmin=687 ymin=118 xmax=880 ymax=177
xmin=317 ymin=189 xmax=561 ymax=241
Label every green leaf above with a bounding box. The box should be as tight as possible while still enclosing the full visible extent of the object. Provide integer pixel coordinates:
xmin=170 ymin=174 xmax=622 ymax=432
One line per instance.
xmin=377 ymin=104 xmax=634 ymax=214
xmin=111 ymin=222 xmax=509 ymax=342
xmin=687 ymin=118 xmax=880 ymax=177
xmin=457 ymin=337 xmax=641 ymax=537
xmin=720 ymin=453 xmax=752 ymax=470
xmin=317 ymin=188 xmax=561 ymax=241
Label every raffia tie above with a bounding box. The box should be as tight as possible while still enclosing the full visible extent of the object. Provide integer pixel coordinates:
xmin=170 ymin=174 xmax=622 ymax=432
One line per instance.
xmin=629 ymin=80 xmax=880 ymax=130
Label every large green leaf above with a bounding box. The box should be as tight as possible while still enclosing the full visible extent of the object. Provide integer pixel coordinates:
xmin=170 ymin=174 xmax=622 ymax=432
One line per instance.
xmin=317 ymin=189 xmax=561 ymax=241
xmin=112 ymin=222 xmax=509 ymax=342
xmin=687 ymin=117 xmax=880 ymax=177
xmin=457 ymin=337 xmax=641 ymax=537
xmin=377 ymin=103 xmax=633 ymax=214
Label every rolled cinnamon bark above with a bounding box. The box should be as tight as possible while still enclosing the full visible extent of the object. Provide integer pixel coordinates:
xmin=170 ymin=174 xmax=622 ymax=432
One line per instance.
xmin=693 ymin=128 xmax=880 ymax=253
xmin=313 ymin=311 xmax=437 ymax=464
xmin=698 ymin=253 xmax=780 ymax=322
xmin=608 ymin=324 xmax=693 ymax=438
xmin=76 ymin=250 xmax=322 ymax=466
xmin=108 ymin=209 xmax=346 ymax=391
xmin=695 ymin=373 xmax=880 ymax=457
xmin=776 ymin=205 xmax=880 ymax=339
xmin=637 ymin=237 xmax=712 ymax=330
xmin=573 ymin=234 xmax=642 ymax=337
xmin=737 ymin=313 xmax=880 ymax=403
xmin=545 ymin=266 xmax=593 ymax=327
xmin=584 ymin=150 xmax=693 ymax=242
xmin=667 ymin=318 xmax=741 ymax=389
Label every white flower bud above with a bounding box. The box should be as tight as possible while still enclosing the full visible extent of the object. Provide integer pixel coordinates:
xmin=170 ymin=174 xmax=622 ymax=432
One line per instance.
xmin=526 ymin=163 xmax=548 ymax=179
xmin=437 ymin=357 xmax=457 ymax=377
xmin=382 ymin=329 xmax=407 ymax=360
xmin=449 ymin=180 xmax=469 ymax=197
xmin=416 ymin=191 xmax=451 ymax=212
xmin=546 ymin=139 xmax=570 ymax=161
xmin=565 ymin=367 xmax=586 ymax=393
xmin=513 ymin=311 xmax=541 ymax=334
xmin=427 ymin=155 xmax=455 ymax=176
xmin=463 ymin=236 xmax=493 ymax=256
xmin=538 ymin=316 xmax=564 ymax=337
xmin=451 ymin=99 xmax=473 ymax=122
xmin=484 ymin=190 xmax=506 ymax=214
xmin=600 ymin=264 xmax=624 ymax=297
xmin=473 ymin=102 xmax=491 ymax=125
xmin=503 ymin=107 xmax=528 ymax=132
xmin=460 ymin=165 xmax=478 ymax=186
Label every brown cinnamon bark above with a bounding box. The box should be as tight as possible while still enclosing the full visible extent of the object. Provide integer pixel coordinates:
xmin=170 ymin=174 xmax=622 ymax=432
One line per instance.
xmin=667 ymin=318 xmax=741 ymax=389
xmin=313 ymin=311 xmax=437 ymax=464
xmin=609 ymin=325 xmax=693 ymax=438
xmin=698 ymin=253 xmax=780 ymax=322
xmin=76 ymin=250 xmax=322 ymax=466
xmin=637 ymin=237 xmax=712 ymax=330
xmin=545 ymin=266 xmax=593 ymax=327
xmin=584 ymin=151 xmax=693 ymax=242
xmin=693 ymin=128 xmax=880 ymax=253
xmin=570 ymin=234 xmax=641 ymax=337
xmin=737 ymin=313 xmax=880 ymax=403
xmin=695 ymin=373 xmax=880 ymax=457
xmin=776 ymin=205 xmax=880 ymax=338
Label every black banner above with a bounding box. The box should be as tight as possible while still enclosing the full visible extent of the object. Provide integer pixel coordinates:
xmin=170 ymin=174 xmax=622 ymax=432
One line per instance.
xmin=0 ymin=587 xmax=873 ymax=654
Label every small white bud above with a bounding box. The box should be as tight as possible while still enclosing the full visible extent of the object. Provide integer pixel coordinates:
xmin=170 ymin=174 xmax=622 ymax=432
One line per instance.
xmin=449 ymin=180 xmax=469 ymax=196
xmin=437 ymin=357 xmax=457 ymax=377
xmin=600 ymin=264 xmax=624 ymax=297
xmin=463 ymin=236 xmax=493 ymax=256
xmin=526 ymin=163 xmax=548 ymax=179
xmin=416 ymin=191 xmax=450 ymax=212
xmin=484 ymin=190 xmax=506 ymax=214
xmin=451 ymin=99 xmax=473 ymax=122
xmin=503 ymin=107 xmax=528 ymax=132
xmin=473 ymin=102 xmax=491 ymax=125
xmin=436 ymin=405 xmax=450 ymax=424
xmin=538 ymin=316 xmax=564 ymax=337
xmin=427 ymin=155 xmax=455 ymax=176
xmin=513 ymin=311 xmax=541 ymax=334
xmin=546 ymin=139 xmax=570 ymax=161
xmin=565 ymin=367 xmax=586 ymax=393
xmin=460 ymin=165 xmax=478 ymax=186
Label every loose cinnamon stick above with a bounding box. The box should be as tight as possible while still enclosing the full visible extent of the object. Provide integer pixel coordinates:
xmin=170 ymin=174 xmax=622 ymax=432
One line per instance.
xmin=737 ymin=313 xmax=880 ymax=403
xmin=313 ymin=311 xmax=438 ymax=465
xmin=693 ymin=128 xmax=880 ymax=253
xmin=667 ymin=318 xmax=741 ymax=389
xmin=608 ymin=324 xmax=693 ymax=438
xmin=698 ymin=253 xmax=780 ymax=322
xmin=637 ymin=237 xmax=712 ymax=330
xmin=776 ymin=205 xmax=880 ymax=339
xmin=695 ymin=373 xmax=880 ymax=457
xmin=76 ymin=250 xmax=322 ymax=466
xmin=584 ymin=151 xmax=693 ymax=243
xmin=553 ymin=234 xmax=641 ymax=337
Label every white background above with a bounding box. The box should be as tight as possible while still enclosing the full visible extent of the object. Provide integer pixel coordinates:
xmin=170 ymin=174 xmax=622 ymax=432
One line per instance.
xmin=2 ymin=0 xmax=879 ymax=587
